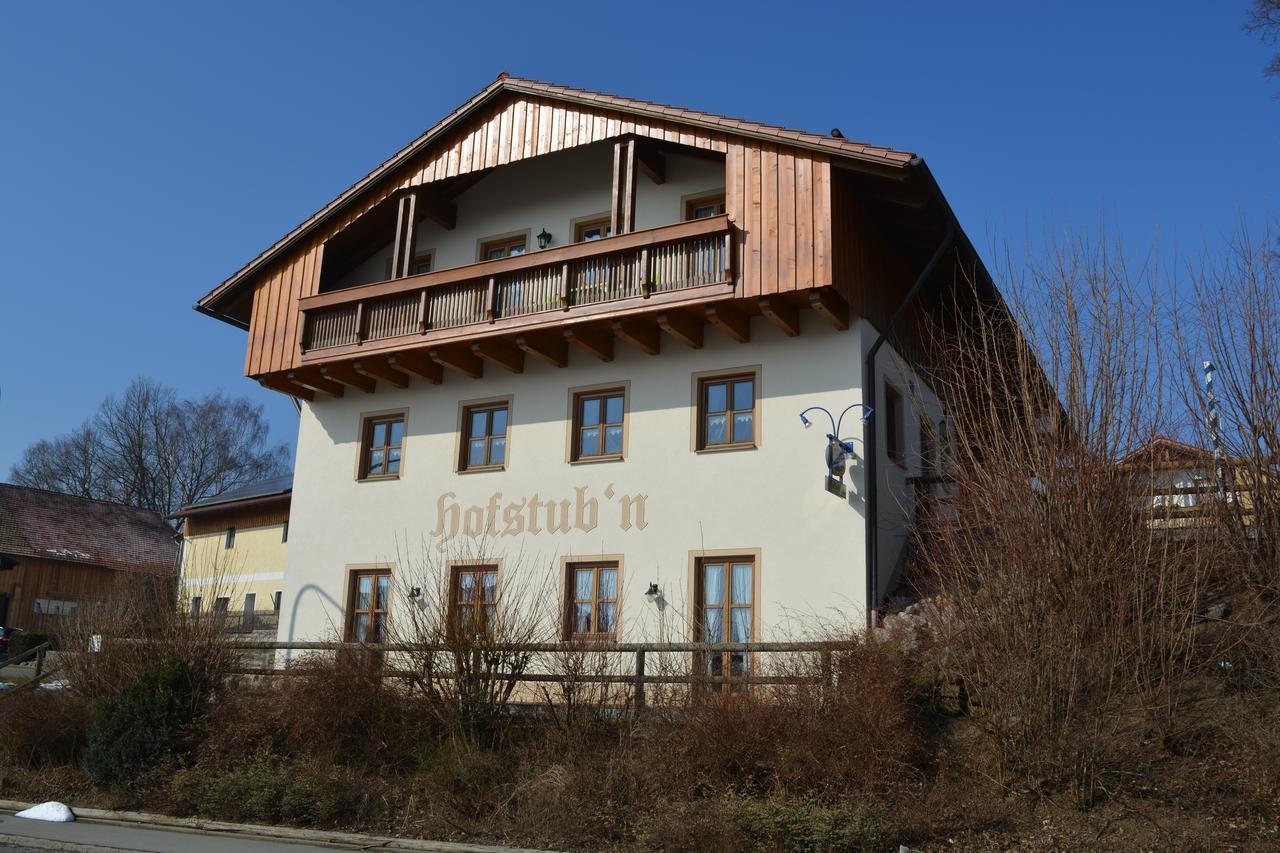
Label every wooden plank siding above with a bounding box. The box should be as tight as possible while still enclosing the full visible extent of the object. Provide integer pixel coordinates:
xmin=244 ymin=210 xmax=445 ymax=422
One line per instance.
xmin=242 ymin=93 xmax=836 ymax=378
xmin=185 ymin=504 xmax=290 ymax=538
xmin=0 ymin=557 xmax=173 ymax=635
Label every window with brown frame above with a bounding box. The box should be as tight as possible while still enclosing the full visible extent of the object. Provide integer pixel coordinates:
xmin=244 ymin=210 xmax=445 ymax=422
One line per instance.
xmin=697 ymin=373 xmax=756 ymax=450
xmin=885 ymin=384 xmax=905 ymax=465
xmin=571 ymin=388 xmax=625 ymax=461
xmin=479 ymin=235 xmax=527 ymax=261
xmin=345 ymin=569 xmax=391 ymax=645
xmin=696 ymin=556 xmax=754 ymax=692
xmin=685 ymin=193 xmax=726 ymax=220
xmin=574 ymin=217 xmax=612 ymax=242
xmin=359 ymin=414 xmax=405 ymax=480
xmin=460 ymin=403 xmax=508 ymax=470
xmin=564 ymin=562 xmax=619 ymax=639
xmin=451 ymin=565 xmax=498 ymax=634
xmin=224 ymin=527 xmax=235 ymax=549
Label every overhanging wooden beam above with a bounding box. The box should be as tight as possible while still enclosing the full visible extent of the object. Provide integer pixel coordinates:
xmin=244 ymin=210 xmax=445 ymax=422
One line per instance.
xmin=759 ymin=296 xmax=800 ymax=337
xmin=612 ymin=317 xmax=660 ymax=355
xmin=288 ymin=369 xmax=344 ymax=398
xmin=414 ymin=185 xmax=457 ymax=230
xmin=430 ymin=346 xmax=484 ymax=379
xmin=387 ymin=351 xmax=442 ymax=384
xmin=353 ymin=357 xmax=410 ymax=389
xmin=808 ymin=288 xmax=849 ymax=331
xmin=260 ymin=375 xmax=315 ymax=402
xmin=657 ymin=310 xmax=704 ymax=349
xmin=564 ymin=325 xmax=614 ymax=362
xmin=635 ymin=139 xmax=666 ymax=184
xmin=321 ymin=363 xmax=376 ymax=393
xmin=516 ymin=331 xmax=568 ymax=367
xmin=472 ymin=339 xmax=525 ymax=374
xmin=706 ymin=302 xmax=751 ymax=343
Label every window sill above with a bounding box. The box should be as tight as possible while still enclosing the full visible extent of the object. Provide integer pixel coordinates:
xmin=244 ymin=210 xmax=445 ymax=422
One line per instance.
xmin=457 ymin=464 xmax=507 ymax=475
xmin=356 ymin=474 xmax=401 ymax=484
xmin=695 ymin=443 xmax=759 ymax=455
xmin=569 ymin=454 xmax=625 ymax=466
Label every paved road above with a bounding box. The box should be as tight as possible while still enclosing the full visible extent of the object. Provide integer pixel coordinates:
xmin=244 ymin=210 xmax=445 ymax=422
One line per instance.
xmin=0 ymin=812 xmax=362 ymax=852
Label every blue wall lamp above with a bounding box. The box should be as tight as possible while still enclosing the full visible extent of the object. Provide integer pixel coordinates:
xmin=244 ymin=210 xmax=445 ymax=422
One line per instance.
xmin=799 ymin=404 xmax=874 ymax=497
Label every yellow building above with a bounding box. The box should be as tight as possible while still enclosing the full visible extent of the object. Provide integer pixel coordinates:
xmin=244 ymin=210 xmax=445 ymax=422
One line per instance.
xmin=171 ymin=475 xmax=290 ymax=630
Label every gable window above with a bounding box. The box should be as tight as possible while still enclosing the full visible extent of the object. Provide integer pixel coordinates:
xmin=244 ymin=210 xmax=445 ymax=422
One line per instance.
xmin=572 ymin=388 xmax=625 ymax=461
xmin=685 ymin=193 xmax=726 ymax=221
xmin=359 ymin=413 xmax=405 ymax=480
xmin=574 ymin=216 xmax=612 ymax=242
xmin=451 ymin=565 xmax=498 ymax=634
xmin=565 ymin=562 xmax=619 ymax=639
xmin=460 ymin=402 xmax=509 ymax=471
xmin=885 ymin=384 xmax=905 ymax=466
xmin=696 ymin=556 xmax=755 ymax=692
xmin=479 ymin=234 xmax=528 ymax=261
xmin=696 ymin=372 xmax=757 ymax=450
xmin=224 ymin=527 xmax=235 ymax=549
xmin=346 ymin=569 xmax=391 ymax=644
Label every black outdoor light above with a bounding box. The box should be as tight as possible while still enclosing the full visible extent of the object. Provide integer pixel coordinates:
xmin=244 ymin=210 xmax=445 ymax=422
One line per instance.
xmin=537 ymin=228 xmax=552 ymax=249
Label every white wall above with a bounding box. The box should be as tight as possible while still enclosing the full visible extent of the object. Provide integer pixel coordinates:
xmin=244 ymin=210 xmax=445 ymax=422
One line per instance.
xmin=337 ymin=143 xmax=725 ymax=289
xmin=279 ymin=313 xmax=886 ymax=653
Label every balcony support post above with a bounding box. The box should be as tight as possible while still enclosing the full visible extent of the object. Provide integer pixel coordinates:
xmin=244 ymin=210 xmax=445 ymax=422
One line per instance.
xmin=486 ymin=277 xmax=497 ymax=323
xmin=610 ymin=138 xmax=637 ymax=235
xmin=640 ymin=247 xmax=651 ymax=298
xmin=417 ymin=291 xmax=428 ymax=334
xmin=560 ymin=263 xmax=571 ymax=310
xmin=391 ymin=192 xmax=419 ymax=280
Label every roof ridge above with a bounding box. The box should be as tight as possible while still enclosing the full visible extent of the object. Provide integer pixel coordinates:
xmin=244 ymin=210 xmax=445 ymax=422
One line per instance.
xmin=0 ymin=482 xmax=165 ymax=517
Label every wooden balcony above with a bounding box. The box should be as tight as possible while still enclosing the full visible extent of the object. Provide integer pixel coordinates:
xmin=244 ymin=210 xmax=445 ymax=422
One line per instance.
xmin=298 ymin=216 xmax=733 ymax=362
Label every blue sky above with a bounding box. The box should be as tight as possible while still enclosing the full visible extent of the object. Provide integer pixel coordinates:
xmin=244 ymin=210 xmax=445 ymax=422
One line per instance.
xmin=1 ymin=1 xmax=1277 ymax=476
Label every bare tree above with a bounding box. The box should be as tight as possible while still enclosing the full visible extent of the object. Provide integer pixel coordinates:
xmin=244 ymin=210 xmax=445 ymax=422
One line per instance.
xmin=1247 ymin=0 xmax=1280 ymax=80
xmin=9 ymin=377 xmax=289 ymax=517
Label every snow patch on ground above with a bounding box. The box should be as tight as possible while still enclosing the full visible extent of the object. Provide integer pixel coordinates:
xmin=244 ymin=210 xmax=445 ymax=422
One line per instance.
xmin=15 ymin=802 xmax=76 ymax=822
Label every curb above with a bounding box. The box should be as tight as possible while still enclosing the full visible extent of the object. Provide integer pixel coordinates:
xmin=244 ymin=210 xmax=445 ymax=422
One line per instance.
xmin=0 ymin=800 xmax=554 ymax=852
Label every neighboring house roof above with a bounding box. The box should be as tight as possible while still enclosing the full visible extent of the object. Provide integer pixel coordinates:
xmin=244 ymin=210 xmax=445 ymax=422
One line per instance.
xmin=198 ymin=74 xmax=920 ymax=320
xmin=1118 ymin=435 xmax=1216 ymax=467
xmin=0 ymin=484 xmax=178 ymax=574
xmin=169 ymin=474 xmax=293 ymax=519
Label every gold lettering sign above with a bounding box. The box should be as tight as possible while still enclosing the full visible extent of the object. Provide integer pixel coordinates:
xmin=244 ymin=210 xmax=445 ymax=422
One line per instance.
xmin=431 ymin=484 xmax=647 ymax=551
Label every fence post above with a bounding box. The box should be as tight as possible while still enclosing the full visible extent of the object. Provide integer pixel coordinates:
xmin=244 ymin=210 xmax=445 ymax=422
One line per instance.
xmin=820 ymin=650 xmax=833 ymax=702
xmin=34 ymin=646 xmax=45 ymax=679
xmin=634 ymin=649 xmax=646 ymax=709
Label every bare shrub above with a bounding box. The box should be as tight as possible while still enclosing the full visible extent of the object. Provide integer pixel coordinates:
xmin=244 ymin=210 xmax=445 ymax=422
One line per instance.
xmin=919 ymin=237 xmax=1219 ymax=803
xmin=0 ymin=689 xmax=88 ymax=769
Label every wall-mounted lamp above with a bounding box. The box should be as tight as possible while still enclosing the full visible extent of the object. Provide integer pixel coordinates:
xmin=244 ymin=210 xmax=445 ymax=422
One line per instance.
xmin=407 ymin=587 xmax=422 ymax=599
xmin=799 ymin=404 xmax=875 ymax=497
xmin=537 ymin=228 xmax=552 ymax=249
xmin=644 ymin=582 xmax=660 ymax=601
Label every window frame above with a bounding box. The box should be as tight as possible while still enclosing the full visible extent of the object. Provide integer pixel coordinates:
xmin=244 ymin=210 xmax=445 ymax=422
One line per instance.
xmin=457 ymin=397 xmax=512 ymax=473
xmin=572 ymin=213 xmax=612 ymax=243
xmin=885 ymin=383 xmax=905 ymax=467
xmin=224 ymin=527 xmax=235 ymax=549
xmin=449 ymin=563 xmax=500 ymax=636
xmin=562 ymin=558 xmax=622 ymax=640
xmin=568 ymin=384 xmax=628 ymax=463
xmin=689 ymin=550 xmax=759 ymax=693
xmin=477 ymin=230 xmax=530 ymax=262
xmin=692 ymin=367 xmax=762 ymax=453
xmin=344 ymin=566 xmax=393 ymax=645
xmin=357 ymin=410 xmax=407 ymax=482
xmin=683 ymin=190 xmax=727 ymax=221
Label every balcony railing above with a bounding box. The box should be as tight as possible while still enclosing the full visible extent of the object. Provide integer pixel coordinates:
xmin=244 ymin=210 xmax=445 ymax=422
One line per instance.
xmin=299 ymin=215 xmax=733 ymax=356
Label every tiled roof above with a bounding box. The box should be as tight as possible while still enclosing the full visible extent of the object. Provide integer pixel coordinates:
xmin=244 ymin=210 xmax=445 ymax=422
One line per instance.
xmin=200 ymin=74 xmax=918 ymax=315
xmin=175 ymin=474 xmax=293 ymax=515
xmin=0 ymin=484 xmax=178 ymax=574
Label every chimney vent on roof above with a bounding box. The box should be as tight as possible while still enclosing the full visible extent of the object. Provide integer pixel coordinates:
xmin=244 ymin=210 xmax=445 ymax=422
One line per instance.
xmin=830 ymin=128 xmax=845 ymax=139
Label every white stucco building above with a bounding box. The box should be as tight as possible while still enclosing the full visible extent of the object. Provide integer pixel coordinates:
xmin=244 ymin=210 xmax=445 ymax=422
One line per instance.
xmin=194 ymin=76 xmax=1011 ymax=677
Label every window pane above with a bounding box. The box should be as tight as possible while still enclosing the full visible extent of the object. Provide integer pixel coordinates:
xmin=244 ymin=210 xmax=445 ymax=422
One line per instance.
xmin=490 ymin=436 xmax=506 ymax=465
xmin=733 ymin=380 xmax=753 ymax=411
xmin=580 ymin=427 xmax=600 ymax=457
xmin=459 ymin=572 xmax=476 ymax=602
xmin=731 ymin=564 xmax=753 ymax=604
xmin=354 ymin=613 xmax=369 ymax=643
xmin=390 ymin=420 xmax=404 ymax=445
xmin=387 ymin=447 xmax=401 ymax=473
xmin=483 ymin=604 xmax=497 ymax=625
xmin=574 ymin=603 xmax=592 ymax=634
xmin=356 ymin=576 xmax=372 ymax=610
xmin=575 ymin=569 xmax=594 ymax=599
xmin=458 ymin=604 xmax=475 ymax=626
xmin=372 ymin=614 xmax=385 ymax=643
xmin=491 ymin=408 xmax=508 ymax=436
xmin=481 ymin=572 xmax=498 ymax=602
xmin=706 ymin=414 xmax=728 ymax=445
xmin=509 ymin=244 xmax=526 ymax=256
xmin=729 ymin=650 xmax=749 ymax=677
xmin=598 ymin=602 xmax=617 ymax=634
xmin=703 ymin=563 xmax=724 ymax=604
xmin=733 ymin=412 xmax=754 ymax=443
xmin=581 ymin=397 xmax=601 ymax=426
xmin=372 ymin=422 xmax=387 ymax=446
xmin=470 ymin=410 xmax=489 ymax=437
xmin=703 ymin=608 xmax=724 ymax=643
xmin=604 ymin=425 xmax=623 ymax=455
xmin=368 ymin=449 xmax=384 ymax=475
xmin=376 ymin=575 xmax=390 ymax=609
xmin=599 ymin=568 xmax=617 ymax=600
xmin=468 ymin=439 xmax=486 ymax=467
xmin=706 ymin=382 xmax=728 ymax=413
xmin=731 ymin=607 xmax=752 ymax=643
xmin=605 ymin=395 xmax=624 ymax=424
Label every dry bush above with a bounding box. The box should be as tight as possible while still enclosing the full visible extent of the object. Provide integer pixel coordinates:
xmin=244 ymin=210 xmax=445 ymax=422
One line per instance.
xmin=0 ymin=688 xmax=88 ymax=769
xmin=918 ymin=238 xmax=1221 ymax=804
